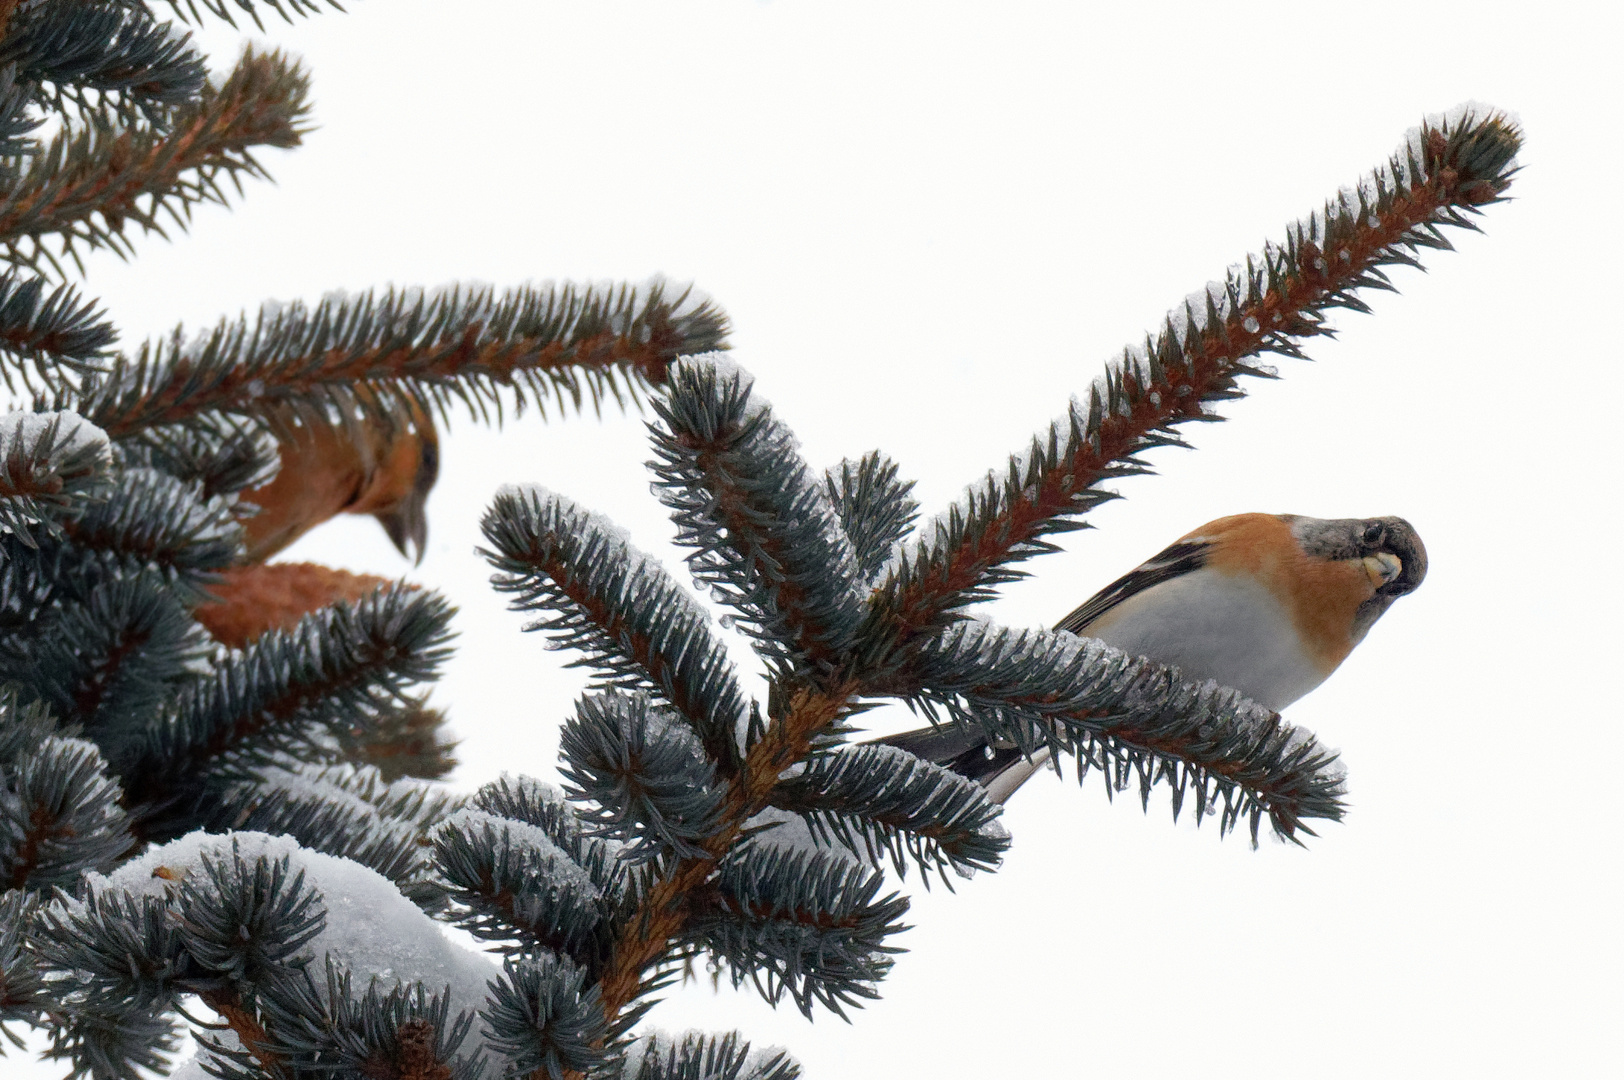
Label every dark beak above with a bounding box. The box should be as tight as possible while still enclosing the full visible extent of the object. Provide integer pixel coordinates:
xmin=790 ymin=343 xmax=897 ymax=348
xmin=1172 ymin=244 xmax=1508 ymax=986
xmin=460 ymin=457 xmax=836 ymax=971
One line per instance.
xmin=1377 ymin=516 xmax=1427 ymax=597
xmin=376 ymin=489 xmax=429 ymax=565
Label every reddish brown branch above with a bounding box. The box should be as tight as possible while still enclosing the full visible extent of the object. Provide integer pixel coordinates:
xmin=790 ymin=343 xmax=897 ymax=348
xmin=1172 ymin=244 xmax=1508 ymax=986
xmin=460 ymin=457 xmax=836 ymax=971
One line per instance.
xmin=0 ymin=470 xmax=65 ymax=501
xmin=880 ymin=115 xmax=1520 ymax=641
xmin=362 ymin=1018 xmax=454 ymax=1080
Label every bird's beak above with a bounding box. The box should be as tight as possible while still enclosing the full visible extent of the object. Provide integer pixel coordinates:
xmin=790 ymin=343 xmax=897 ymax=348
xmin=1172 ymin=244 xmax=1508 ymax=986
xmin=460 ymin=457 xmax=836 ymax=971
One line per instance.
xmin=376 ymin=490 xmax=429 ymax=565
xmin=1376 ymin=517 xmax=1427 ymax=597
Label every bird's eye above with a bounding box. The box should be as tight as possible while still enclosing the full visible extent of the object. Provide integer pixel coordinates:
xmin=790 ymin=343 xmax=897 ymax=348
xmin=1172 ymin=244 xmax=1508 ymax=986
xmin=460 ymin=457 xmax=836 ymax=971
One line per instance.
xmin=1361 ymin=523 xmax=1384 ymax=545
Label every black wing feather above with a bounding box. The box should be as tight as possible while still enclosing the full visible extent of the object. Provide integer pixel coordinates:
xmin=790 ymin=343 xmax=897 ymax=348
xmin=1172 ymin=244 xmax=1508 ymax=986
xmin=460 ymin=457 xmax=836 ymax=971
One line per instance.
xmin=875 ymin=725 xmax=1030 ymax=791
xmin=1052 ymin=539 xmax=1211 ymax=635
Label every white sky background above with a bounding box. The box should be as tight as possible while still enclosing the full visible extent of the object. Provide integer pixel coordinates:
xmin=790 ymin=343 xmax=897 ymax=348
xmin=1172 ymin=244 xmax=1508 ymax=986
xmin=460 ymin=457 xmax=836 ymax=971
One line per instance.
xmin=14 ymin=1 xmax=1624 ymax=1077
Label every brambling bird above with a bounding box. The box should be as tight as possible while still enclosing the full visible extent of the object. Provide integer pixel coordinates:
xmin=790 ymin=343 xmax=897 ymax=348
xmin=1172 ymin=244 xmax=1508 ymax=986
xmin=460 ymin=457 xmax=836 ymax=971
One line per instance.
xmin=239 ymin=408 xmax=439 ymax=564
xmin=880 ymin=513 xmax=1427 ymax=803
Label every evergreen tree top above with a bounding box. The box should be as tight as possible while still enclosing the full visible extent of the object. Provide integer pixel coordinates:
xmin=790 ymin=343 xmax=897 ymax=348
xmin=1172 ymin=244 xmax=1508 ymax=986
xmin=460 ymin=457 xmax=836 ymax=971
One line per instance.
xmin=0 ymin=4 xmax=1541 ymax=1079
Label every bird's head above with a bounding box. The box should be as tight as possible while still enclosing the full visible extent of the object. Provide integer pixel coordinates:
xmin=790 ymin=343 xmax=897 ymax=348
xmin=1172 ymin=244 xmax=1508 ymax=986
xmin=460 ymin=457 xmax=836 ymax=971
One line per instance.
xmin=361 ymin=423 xmax=439 ymax=565
xmin=1291 ymin=514 xmax=1427 ymax=640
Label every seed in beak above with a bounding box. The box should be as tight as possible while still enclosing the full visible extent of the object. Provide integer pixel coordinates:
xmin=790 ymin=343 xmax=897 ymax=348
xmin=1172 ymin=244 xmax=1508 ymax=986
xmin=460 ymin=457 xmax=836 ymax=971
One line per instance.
xmin=1362 ymin=552 xmax=1402 ymax=587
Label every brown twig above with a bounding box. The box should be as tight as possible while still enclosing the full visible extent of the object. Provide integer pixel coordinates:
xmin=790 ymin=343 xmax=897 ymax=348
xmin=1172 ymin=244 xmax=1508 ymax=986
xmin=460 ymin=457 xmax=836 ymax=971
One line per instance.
xmin=553 ymin=681 xmax=856 ymax=1080
xmin=198 ymin=988 xmax=285 ymax=1076
xmin=0 ymin=49 xmax=308 ymax=255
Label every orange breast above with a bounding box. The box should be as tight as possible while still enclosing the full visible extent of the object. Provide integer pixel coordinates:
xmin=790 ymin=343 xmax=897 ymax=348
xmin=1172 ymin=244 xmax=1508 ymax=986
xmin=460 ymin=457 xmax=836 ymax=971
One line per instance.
xmin=1184 ymin=513 xmax=1375 ymax=672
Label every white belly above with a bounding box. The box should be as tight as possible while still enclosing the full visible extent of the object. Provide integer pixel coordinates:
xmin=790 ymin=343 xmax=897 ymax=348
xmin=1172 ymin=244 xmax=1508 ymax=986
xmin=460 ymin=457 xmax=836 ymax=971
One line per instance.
xmin=1081 ymin=567 xmax=1329 ymax=711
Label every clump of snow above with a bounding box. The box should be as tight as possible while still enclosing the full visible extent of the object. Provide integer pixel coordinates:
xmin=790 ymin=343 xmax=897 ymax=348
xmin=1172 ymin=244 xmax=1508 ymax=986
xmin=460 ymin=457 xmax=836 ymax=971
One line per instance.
xmin=669 ymin=351 xmax=771 ymax=422
xmin=0 ymin=409 xmax=110 ymax=462
xmin=493 ymin=772 xmax=567 ymax=806
xmin=84 ymin=831 xmax=501 ymax=1030
xmin=441 ymin=807 xmax=600 ymax=898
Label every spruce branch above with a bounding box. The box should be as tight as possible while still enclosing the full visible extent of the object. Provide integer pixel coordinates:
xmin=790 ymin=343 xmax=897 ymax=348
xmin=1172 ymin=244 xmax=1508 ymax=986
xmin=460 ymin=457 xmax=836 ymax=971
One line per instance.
xmin=0 ymin=570 xmax=210 ymax=752
xmin=481 ymin=953 xmax=609 ymax=1080
xmin=0 ymin=46 xmax=311 ymax=277
xmin=64 ymin=464 xmax=240 ymax=594
xmin=649 ymin=359 xmax=867 ymax=683
xmin=825 ymin=451 xmax=919 ymax=582
xmin=868 ymin=107 xmax=1522 ymax=641
xmin=591 ymin=679 xmax=860 ymax=1029
xmin=0 ymin=1 xmax=22 ymax=45
xmin=0 ymin=408 xmax=110 ymax=542
xmin=685 ymin=844 xmax=909 ymax=1019
xmin=620 ymin=1031 xmax=800 ymax=1080
xmin=262 ymin=760 xmax=466 ymax=834
xmin=166 ymin=845 xmax=326 ymax=1076
xmin=121 ymin=585 xmax=455 ymax=824
xmin=60 ymin=898 xmax=183 ymax=1015
xmin=158 ymin=0 xmax=342 ymax=33
xmin=0 ymin=61 xmax=40 ymax=164
xmin=0 ymin=0 xmax=208 ymax=122
xmin=766 ymin=743 xmax=1007 ymax=882
xmin=433 ymin=807 xmax=613 ymax=969
xmin=210 ymin=763 xmax=452 ymax=909
xmin=33 ymin=887 xmax=188 ymax=1076
xmin=559 ymin=691 xmax=728 ymax=864
xmin=469 ymin=775 xmax=621 ymax=898
xmin=116 ymin=419 xmax=280 ymax=504
xmin=77 ymin=278 xmax=729 ymax=439
xmin=337 ymin=693 xmax=459 ymax=782
xmin=0 ymin=272 xmax=117 ymax=390
xmin=0 ymin=889 xmax=47 ymax=1039
xmin=219 ymin=960 xmax=481 ymax=1080
xmin=909 ymin=621 xmax=1346 ymax=843
xmin=174 ymin=845 xmax=327 ymax=994
xmin=481 ymin=485 xmax=749 ymax=776
xmin=0 ymin=735 xmax=133 ymax=890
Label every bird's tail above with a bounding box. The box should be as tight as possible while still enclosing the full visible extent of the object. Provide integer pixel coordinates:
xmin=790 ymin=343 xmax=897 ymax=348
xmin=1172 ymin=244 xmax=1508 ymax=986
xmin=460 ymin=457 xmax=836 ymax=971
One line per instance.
xmin=876 ymin=725 xmax=1053 ymax=805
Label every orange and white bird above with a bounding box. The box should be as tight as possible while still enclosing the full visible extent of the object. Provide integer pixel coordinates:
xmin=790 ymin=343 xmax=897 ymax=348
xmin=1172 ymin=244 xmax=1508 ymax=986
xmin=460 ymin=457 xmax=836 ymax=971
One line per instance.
xmin=238 ymin=410 xmax=440 ymax=565
xmin=882 ymin=513 xmax=1428 ymax=803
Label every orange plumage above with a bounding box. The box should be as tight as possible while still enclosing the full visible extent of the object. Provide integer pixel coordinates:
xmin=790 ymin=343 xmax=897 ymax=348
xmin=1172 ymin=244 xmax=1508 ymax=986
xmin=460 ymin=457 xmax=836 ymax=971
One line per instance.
xmin=195 ymin=562 xmax=403 ymax=648
xmin=1178 ymin=513 xmax=1378 ymax=671
xmin=238 ymin=408 xmax=439 ymax=565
